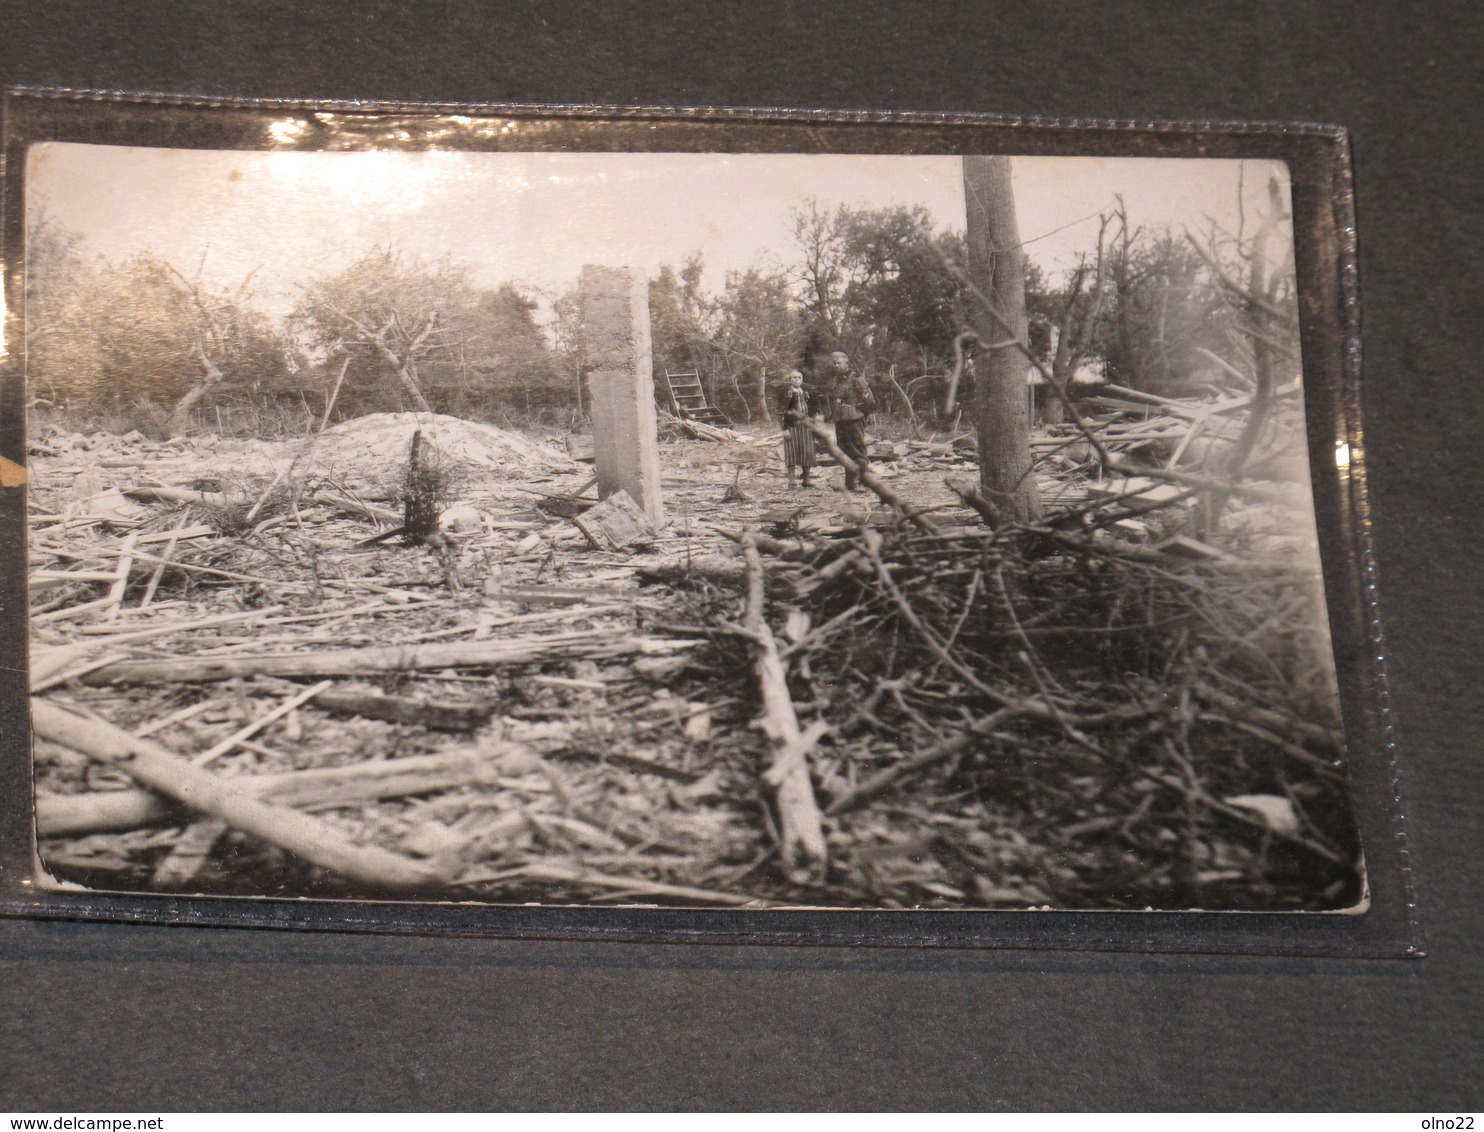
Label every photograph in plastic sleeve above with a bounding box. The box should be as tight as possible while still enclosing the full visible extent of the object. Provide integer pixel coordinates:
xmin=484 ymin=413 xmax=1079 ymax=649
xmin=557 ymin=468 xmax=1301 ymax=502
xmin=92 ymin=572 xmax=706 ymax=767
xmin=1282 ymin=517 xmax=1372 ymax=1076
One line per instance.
xmin=21 ymin=134 xmax=1366 ymax=912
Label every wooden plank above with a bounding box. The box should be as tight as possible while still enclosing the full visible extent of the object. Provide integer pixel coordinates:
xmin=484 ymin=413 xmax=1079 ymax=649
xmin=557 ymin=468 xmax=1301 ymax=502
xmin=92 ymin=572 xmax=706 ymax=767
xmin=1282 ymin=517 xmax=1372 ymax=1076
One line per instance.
xmin=31 ymin=699 xmax=447 ymax=889
xmin=1084 ymin=476 xmax=1189 ymax=505
xmin=481 ymin=583 xmax=640 ymax=607
xmin=149 ymin=818 xmax=228 ymax=888
xmin=314 ymin=689 xmax=495 ymax=731
xmin=81 ymin=630 xmax=697 ymax=685
xmin=573 ymin=489 xmax=658 ymax=551
xmin=35 ymin=749 xmax=506 ymax=836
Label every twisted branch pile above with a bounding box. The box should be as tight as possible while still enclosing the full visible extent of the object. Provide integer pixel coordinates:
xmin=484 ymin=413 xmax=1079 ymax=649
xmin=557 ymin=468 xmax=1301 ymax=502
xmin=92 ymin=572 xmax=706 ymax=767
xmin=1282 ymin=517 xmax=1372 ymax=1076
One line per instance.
xmin=729 ymin=510 xmax=1361 ymax=910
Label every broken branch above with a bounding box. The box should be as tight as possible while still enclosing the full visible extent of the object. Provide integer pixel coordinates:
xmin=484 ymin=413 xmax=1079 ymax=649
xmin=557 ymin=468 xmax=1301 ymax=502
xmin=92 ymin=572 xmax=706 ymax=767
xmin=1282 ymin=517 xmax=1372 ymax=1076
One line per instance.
xmin=83 ymin=631 xmax=699 ymax=686
xmin=35 ymin=749 xmax=503 ymax=837
xmin=739 ymin=532 xmax=828 ymax=884
xmin=31 ymin=698 xmax=448 ymax=890
xmin=804 ymin=420 xmax=939 ymax=533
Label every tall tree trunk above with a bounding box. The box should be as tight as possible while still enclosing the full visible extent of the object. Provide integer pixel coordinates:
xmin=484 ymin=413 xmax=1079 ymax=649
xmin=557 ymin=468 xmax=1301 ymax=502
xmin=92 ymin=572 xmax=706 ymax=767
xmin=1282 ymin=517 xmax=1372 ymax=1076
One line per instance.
xmin=1044 ymin=331 xmax=1071 ymax=426
xmin=962 ymin=156 xmax=1043 ymax=523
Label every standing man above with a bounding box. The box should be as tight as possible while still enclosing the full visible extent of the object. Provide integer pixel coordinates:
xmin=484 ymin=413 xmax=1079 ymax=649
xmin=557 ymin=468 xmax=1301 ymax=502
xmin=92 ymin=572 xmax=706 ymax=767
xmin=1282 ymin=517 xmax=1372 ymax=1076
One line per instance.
xmin=820 ymin=350 xmax=877 ymax=491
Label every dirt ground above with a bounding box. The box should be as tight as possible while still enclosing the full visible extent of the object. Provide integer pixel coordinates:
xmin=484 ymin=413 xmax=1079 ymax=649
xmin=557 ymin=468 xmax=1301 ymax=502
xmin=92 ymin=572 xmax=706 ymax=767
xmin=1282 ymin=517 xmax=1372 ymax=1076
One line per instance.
xmin=24 ymin=409 xmax=1362 ymax=911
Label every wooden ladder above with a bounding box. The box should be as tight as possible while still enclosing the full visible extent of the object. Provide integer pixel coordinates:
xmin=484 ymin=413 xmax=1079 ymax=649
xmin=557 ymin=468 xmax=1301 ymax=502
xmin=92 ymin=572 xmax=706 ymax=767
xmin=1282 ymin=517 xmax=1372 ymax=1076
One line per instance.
xmin=663 ymin=369 xmax=731 ymax=426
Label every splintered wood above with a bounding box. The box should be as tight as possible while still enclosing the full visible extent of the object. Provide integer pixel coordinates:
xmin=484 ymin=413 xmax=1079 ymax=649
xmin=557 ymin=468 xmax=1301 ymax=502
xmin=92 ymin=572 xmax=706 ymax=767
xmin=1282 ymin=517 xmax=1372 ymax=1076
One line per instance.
xmin=31 ymin=699 xmax=447 ymax=890
xmin=35 ymin=750 xmax=505 ymax=836
xmin=81 ymin=632 xmax=696 ymax=685
xmin=23 ymin=386 xmax=1352 ymax=910
xmin=738 ymin=532 xmax=828 ymax=884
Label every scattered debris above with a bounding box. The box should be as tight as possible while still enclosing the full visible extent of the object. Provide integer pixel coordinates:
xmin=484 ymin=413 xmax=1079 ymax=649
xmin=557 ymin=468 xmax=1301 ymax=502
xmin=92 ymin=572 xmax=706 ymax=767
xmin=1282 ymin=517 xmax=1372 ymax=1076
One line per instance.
xmin=25 ymin=385 xmax=1355 ymax=910
xmin=658 ymin=408 xmax=758 ymax=445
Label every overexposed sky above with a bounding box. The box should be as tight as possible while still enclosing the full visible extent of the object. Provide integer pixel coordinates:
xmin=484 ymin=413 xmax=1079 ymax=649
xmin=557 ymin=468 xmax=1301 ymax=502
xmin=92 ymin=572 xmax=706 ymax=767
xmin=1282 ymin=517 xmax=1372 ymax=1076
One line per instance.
xmin=26 ymin=143 xmax=1288 ymax=320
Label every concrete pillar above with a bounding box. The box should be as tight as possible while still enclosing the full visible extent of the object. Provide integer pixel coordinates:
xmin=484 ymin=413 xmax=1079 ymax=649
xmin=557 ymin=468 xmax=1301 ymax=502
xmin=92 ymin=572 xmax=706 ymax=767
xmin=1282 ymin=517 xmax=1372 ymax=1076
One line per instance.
xmin=579 ymin=265 xmax=664 ymax=525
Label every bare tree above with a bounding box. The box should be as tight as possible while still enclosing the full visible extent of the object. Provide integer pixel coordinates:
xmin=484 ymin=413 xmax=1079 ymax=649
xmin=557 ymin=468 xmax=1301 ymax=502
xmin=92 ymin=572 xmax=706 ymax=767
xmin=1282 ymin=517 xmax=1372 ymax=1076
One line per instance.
xmin=962 ymin=156 xmax=1043 ymax=523
xmin=163 ymin=261 xmax=265 ymax=437
xmin=306 ymin=296 xmax=439 ymax=413
xmin=1185 ymin=174 xmax=1300 ymax=518
xmin=293 ymin=248 xmax=477 ymax=416
xmin=710 ymin=267 xmax=804 ymax=422
xmin=791 ymin=198 xmax=848 ymax=341
xmin=1040 ymin=213 xmax=1115 ymax=425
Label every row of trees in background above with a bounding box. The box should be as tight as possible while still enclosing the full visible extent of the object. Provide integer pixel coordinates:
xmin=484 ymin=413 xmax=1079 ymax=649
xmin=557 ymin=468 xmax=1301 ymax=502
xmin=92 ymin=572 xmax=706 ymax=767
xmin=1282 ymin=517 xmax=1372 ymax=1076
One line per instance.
xmin=643 ymin=202 xmax=970 ymax=425
xmin=25 ymin=224 xmax=569 ymax=436
xmin=645 ymin=192 xmax=1285 ymax=429
xmin=25 ymin=181 xmax=1292 ymax=439
xmin=25 ymin=214 xmax=291 ymax=435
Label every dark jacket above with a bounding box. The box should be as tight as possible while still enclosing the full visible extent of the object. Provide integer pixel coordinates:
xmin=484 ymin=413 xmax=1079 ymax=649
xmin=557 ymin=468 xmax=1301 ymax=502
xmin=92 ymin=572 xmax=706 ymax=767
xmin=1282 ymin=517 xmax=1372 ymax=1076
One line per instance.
xmin=820 ymin=373 xmax=876 ymax=423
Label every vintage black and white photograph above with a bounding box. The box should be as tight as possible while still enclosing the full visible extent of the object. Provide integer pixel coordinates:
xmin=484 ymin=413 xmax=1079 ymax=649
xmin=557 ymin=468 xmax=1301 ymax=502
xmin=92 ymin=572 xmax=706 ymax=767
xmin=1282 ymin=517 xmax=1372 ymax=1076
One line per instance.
xmin=18 ymin=124 xmax=1365 ymax=911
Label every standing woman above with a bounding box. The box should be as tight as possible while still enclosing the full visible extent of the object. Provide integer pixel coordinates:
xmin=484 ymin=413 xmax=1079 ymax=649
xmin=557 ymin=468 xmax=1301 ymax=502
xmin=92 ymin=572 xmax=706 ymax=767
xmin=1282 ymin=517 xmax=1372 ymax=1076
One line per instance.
xmin=779 ymin=369 xmax=816 ymax=488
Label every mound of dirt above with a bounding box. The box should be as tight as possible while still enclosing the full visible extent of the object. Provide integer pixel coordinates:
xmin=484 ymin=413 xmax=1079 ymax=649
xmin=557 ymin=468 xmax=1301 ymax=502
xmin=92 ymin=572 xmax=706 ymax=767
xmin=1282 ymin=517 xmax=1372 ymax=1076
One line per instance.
xmin=278 ymin=413 xmax=576 ymax=484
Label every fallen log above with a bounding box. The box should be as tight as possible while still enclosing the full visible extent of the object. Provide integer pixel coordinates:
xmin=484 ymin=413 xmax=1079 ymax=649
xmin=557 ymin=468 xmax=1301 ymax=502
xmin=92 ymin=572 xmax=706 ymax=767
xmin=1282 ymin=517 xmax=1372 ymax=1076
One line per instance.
xmin=35 ymin=749 xmax=505 ymax=836
xmin=314 ymin=689 xmax=495 ymax=732
xmin=804 ymin=421 xmax=939 ymax=534
xmin=739 ymin=533 xmax=828 ymax=885
xmin=30 ymin=699 xmax=448 ymax=890
xmin=82 ymin=631 xmax=699 ymax=686
xmin=657 ymin=409 xmax=747 ymax=444
xmin=124 ymin=486 xmax=226 ymax=506
xmin=30 ymin=607 xmax=288 ymax=692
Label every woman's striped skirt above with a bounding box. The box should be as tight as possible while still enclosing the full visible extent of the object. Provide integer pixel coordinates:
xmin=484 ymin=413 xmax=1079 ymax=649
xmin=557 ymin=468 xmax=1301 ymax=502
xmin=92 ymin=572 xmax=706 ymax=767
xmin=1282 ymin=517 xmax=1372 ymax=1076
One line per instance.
xmin=782 ymin=422 xmax=816 ymax=469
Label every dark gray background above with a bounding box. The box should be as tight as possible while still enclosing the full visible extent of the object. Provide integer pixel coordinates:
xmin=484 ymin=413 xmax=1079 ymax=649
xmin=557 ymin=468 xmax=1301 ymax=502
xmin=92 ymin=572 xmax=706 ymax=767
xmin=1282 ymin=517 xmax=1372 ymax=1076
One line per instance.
xmin=1 ymin=1 xmax=1479 ymax=1111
